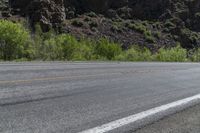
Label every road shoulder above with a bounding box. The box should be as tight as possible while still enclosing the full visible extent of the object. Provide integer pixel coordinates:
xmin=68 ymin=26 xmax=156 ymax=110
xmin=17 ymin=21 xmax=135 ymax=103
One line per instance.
xmin=132 ymin=104 xmax=200 ymax=133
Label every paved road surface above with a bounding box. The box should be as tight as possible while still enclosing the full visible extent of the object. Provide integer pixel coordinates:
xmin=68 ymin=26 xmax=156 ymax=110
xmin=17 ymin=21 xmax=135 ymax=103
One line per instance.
xmin=0 ymin=62 xmax=200 ymax=133
xmin=133 ymin=104 xmax=200 ymax=133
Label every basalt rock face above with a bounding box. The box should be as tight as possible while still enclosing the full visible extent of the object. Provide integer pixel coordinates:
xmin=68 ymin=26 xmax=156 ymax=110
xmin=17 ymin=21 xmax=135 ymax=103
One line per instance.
xmin=27 ymin=0 xmax=65 ymax=31
xmin=7 ymin=0 xmax=200 ymax=27
xmin=9 ymin=0 xmax=65 ymax=31
xmin=66 ymin=0 xmax=200 ymax=48
xmin=0 ymin=0 xmax=10 ymax=18
xmin=64 ymin=0 xmax=127 ymax=13
xmin=63 ymin=0 xmax=169 ymax=19
xmin=2 ymin=0 xmax=200 ymax=49
xmin=8 ymin=0 xmax=172 ymax=22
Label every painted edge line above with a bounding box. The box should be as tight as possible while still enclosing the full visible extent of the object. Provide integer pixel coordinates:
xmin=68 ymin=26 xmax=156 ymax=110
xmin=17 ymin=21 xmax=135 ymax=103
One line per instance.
xmin=79 ymin=94 xmax=200 ymax=133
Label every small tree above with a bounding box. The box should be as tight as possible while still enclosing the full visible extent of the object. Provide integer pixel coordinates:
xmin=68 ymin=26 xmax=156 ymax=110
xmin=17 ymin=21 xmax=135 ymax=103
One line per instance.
xmin=95 ymin=38 xmax=122 ymax=60
xmin=56 ymin=34 xmax=95 ymax=61
xmin=0 ymin=20 xmax=33 ymax=60
xmin=155 ymin=45 xmax=187 ymax=62
xmin=114 ymin=46 xmax=152 ymax=61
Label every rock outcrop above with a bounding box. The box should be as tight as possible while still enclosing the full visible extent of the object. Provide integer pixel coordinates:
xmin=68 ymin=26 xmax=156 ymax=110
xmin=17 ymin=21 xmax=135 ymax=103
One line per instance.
xmin=1 ymin=0 xmax=200 ymax=49
xmin=0 ymin=0 xmax=10 ymax=18
xmin=9 ymin=0 xmax=65 ymax=31
xmin=27 ymin=0 xmax=65 ymax=31
xmin=9 ymin=0 xmax=200 ymax=27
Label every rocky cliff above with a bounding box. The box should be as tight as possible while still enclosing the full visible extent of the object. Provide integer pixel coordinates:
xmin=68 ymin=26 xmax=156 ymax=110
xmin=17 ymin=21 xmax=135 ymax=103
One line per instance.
xmin=1 ymin=0 xmax=200 ymax=50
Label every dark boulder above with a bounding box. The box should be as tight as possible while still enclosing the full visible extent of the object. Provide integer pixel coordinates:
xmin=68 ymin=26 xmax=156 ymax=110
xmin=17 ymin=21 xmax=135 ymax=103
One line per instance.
xmin=0 ymin=0 xmax=11 ymax=17
xmin=63 ymin=0 xmax=170 ymax=20
xmin=27 ymin=0 xmax=65 ymax=31
xmin=9 ymin=0 xmax=65 ymax=31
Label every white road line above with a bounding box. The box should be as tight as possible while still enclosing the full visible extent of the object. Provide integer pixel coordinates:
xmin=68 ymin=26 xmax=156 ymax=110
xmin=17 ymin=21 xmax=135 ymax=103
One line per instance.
xmin=79 ymin=94 xmax=200 ymax=133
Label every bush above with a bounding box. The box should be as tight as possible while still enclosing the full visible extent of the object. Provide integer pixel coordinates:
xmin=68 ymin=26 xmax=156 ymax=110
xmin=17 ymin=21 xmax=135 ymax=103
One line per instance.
xmin=39 ymin=38 xmax=63 ymax=60
xmin=71 ymin=19 xmax=84 ymax=27
xmin=86 ymin=12 xmax=97 ymax=17
xmin=0 ymin=20 xmax=33 ymax=60
xmin=115 ymin=46 xmax=152 ymax=61
xmin=154 ymin=31 xmax=162 ymax=39
xmin=127 ymin=22 xmax=155 ymax=43
xmin=95 ymin=38 xmax=122 ymax=60
xmin=115 ymin=45 xmax=189 ymax=62
xmin=0 ymin=20 xmax=193 ymax=62
xmin=190 ymin=48 xmax=200 ymax=62
xmin=33 ymin=24 xmax=60 ymax=60
xmin=155 ymin=45 xmax=187 ymax=62
xmin=144 ymin=31 xmax=155 ymax=43
xmin=55 ymin=34 xmax=95 ymax=61
xmin=89 ymin=21 xmax=98 ymax=28
xmin=128 ymin=23 xmax=146 ymax=33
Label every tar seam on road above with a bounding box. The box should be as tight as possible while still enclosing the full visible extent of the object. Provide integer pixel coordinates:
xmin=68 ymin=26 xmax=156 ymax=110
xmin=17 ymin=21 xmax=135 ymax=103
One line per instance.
xmin=0 ymin=69 xmax=177 ymax=85
xmin=0 ymin=72 xmax=121 ymax=84
xmin=79 ymin=94 xmax=200 ymax=133
xmin=0 ymin=70 xmax=165 ymax=85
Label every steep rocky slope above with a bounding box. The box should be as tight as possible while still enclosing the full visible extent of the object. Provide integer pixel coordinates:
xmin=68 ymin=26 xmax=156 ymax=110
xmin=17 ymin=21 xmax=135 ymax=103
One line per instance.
xmin=1 ymin=0 xmax=200 ymax=50
xmin=0 ymin=0 xmax=9 ymax=18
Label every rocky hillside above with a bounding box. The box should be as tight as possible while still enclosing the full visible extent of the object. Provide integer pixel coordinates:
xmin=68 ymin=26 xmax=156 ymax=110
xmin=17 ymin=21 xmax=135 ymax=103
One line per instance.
xmin=1 ymin=0 xmax=200 ymax=50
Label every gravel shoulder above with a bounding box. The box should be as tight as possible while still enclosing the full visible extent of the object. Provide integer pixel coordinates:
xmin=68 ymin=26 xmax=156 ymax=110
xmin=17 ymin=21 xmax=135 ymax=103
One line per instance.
xmin=133 ymin=104 xmax=200 ymax=133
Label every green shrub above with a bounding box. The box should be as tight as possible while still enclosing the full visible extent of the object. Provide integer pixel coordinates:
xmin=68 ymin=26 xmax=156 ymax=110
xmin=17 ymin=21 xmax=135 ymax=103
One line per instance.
xmin=39 ymin=38 xmax=63 ymax=60
xmin=128 ymin=23 xmax=146 ymax=33
xmin=115 ymin=46 xmax=152 ymax=61
xmin=190 ymin=48 xmax=200 ymax=62
xmin=164 ymin=20 xmax=176 ymax=29
xmin=0 ymin=20 xmax=193 ymax=62
xmin=89 ymin=21 xmax=98 ymax=28
xmin=32 ymin=24 xmax=43 ymax=59
xmin=144 ymin=30 xmax=155 ymax=43
xmin=86 ymin=12 xmax=97 ymax=17
xmin=0 ymin=20 xmax=33 ymax=60
xmin=95 ymin=38 xmax=122 ymax=60
xmin=195 ymin=12 xmax=200 ymax=18
xmin=111 ymin=25 xmax=123 ymax=33
xmin=127 ymin=22 xmax=155 ymax=43
xmin=84 ymin=17 xmax=92 ymax=22
xmin=77 ymin=38 xmax=96 ymax=60
xmin=55 ymin=34 xmax=94 ymax=61
xmin=56 ymin=34 xmax=79 ymax=60
xmin=111 ymin=21 xmax=123 ymax=33
xmin=155 ymin=45 xmax=187 ymax=62
xmin=32 ymin=24 xmax=96 ymax=61
xmin=33 ymin=24 xmax=58 ymax=60
xmin=154 ymin=31 xmax=162 ymax=39
xmin=71 ymin=19 xmax=84 ymax=27
xmin=180 ymin=28 xmax=200 ymax=44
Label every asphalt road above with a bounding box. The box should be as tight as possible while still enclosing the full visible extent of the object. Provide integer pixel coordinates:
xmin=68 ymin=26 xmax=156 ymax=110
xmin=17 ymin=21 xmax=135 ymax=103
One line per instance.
xmin=133 ymin=104 xmax=200 ymax=133
xmin=0 ymin=62 xmax=200 ymax=133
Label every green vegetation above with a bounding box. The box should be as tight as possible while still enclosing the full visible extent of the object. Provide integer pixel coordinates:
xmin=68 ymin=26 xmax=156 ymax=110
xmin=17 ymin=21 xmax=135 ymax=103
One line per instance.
xmin=180 ymin=28 xmax=200 ymax=45
xmin=195 ymin=12 xmax=200 ymax=18
xmin=111 ymin=21 xmax=124 ymax=33
xmin=95 ymin=38 xmax=122 ymax=60
xmin=190 ymin=48 xmax=200 ymax=62
xmin=86 ymin=12 xmax=97 ymax=18
xmin=0 ymin=20 xmax=33 ymax=60
xmin=115 ymin=46 xmax=152 ymax=61
xmin=1 ymin=20 xmax=200 ymax=62
xmin=71 ymin=19 xmax=84 ymax=27
xmin=89 ymin=21 xmax=98 ymax=28
xmin=154 ymin=45 xmax=187 ymax=62
xmin=127 ymin=21 xmax=155 ymax=43
xmin=0 ymin=0 xmax=8 ymax=10
xmin=57 ymin=35 xmax=95 ymax=61
xmin=164 ymin=19 xmax=176 ymax=30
